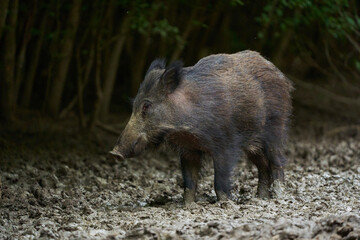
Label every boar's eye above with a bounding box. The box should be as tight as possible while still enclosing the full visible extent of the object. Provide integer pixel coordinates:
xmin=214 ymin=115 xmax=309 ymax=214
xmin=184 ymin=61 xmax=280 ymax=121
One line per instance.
xmin=141 ymin=101 xmax=152 ymax=116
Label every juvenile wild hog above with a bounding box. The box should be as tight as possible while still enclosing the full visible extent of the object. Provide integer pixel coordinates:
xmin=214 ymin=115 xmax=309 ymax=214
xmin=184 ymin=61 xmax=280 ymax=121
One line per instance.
xmin=110 ymin=50 xmax=293 ymax=204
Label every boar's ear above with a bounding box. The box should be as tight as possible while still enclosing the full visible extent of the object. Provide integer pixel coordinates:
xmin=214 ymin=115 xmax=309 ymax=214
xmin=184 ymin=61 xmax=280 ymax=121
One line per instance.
xmin=160 ymin=60 xmax=183 ymax=93
xmin=146 ymin=58 xmax=166 ymax=75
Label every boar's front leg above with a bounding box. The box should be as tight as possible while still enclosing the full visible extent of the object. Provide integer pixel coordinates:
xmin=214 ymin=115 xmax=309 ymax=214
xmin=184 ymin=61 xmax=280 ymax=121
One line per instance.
xmin=212 ymin=151 xmax=237 ymax=201
xmin=180 ymin=150 xmax=202 ymax=205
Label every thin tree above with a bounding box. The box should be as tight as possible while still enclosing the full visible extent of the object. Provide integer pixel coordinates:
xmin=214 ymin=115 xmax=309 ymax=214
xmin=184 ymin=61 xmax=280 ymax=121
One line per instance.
xmin=46 ymin=0 xmax=82 ymax=117
xmin=100 ymin=13 xmax=132 ymax=116
xmin=21 ymin=13 xmax=47 ymax=107
xmin=0 ymin=0 xmax=18 ymax=122
xmin=0 ymin=0 xmax=9 ymax=40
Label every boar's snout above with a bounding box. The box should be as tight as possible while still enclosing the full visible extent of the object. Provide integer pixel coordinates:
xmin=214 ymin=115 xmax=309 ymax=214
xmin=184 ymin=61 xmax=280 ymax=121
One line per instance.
xmin=108 ymin=148 xmax=124 ymax=160
xmin=110 ymin=119 xmax=148 ymax=159
xmin=110 ymin=137 xmax=136 ymax=159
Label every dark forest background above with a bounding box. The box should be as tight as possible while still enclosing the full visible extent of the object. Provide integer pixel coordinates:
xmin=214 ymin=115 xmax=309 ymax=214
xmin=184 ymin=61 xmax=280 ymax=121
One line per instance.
xmin=0 ymin=0 xmax=359 ymax=129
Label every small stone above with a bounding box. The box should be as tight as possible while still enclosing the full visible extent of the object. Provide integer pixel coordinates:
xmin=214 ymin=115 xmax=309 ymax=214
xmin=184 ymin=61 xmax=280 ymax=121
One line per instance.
xmin=337 ymin=225 xmax=353 ymax=237
xmin=96 ymin=177 xmax=107 ymax=186
xmin=208 ymin=222 xmax=219 ymax=228
xmin=62 ymin=223 xmax=79 ymax=232
xmin=243 ymin=224 xmax=251 ymax=232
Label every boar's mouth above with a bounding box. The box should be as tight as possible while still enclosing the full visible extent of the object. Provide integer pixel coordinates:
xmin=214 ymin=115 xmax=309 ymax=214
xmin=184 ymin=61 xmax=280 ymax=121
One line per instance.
xmin=150 ymin=131 xmax=167 ymax=147
xmin=110 ymin=133 xmax=149 ymax=160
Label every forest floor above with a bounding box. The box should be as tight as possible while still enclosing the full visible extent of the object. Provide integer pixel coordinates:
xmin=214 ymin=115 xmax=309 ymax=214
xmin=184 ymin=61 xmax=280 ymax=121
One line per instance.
xmin=0 ymin=111 xmax=360 ymax=239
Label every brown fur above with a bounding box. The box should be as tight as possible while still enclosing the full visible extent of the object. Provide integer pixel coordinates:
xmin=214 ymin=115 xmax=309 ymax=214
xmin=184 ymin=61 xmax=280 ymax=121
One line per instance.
xmin=112 ymin=50 xmax=293 ymax=203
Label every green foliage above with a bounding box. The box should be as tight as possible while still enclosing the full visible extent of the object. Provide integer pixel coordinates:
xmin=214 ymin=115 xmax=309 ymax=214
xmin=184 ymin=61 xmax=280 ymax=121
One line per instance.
xmin=130 ymin=1 xmax=163 ymax=34
xmin=355 ymin=60 xmax=360 ymax=72
xmin=129 ymin=1 xmax=182 ymax=42
xmin=152 ymin=19 xmax=179 ymax=38
xmin=30 ymin=28 xmax=41 ymax=36
xmin=192 ymin=20 xmax=208 ymax=29
xmin=230 ymin=0 xmax=244 ymax=6
xmin=117 ymin=0 xmax=131 ymax=6
xmin=257 ymin=0 xmax=359 ymax=39
xmin=129 ymin=1 xmax=151 ymax=33
xmin=2 ymin=0 xmax=359 ymax=120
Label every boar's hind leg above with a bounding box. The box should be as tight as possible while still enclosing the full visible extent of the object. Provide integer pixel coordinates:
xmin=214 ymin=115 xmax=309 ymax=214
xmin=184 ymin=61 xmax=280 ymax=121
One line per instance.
xmin=180 ymin=150 xmax=202 ymax=205
xmin=263 ymin=132 xmax=286 ymax=182
xmin=263 ymin=119 xmax=288 ymax=196
xmin=245 ymin=150 xmax=272 ymax=198
xmin=264 ymin=145 xmax=286 ymax=198
xmin=266 ymin=149 xmax=285 ymax=182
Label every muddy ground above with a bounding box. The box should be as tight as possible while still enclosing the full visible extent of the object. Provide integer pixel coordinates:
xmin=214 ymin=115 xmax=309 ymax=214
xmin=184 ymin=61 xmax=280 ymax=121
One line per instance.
xmin=0 ymin=114 xmax=359 ymax=239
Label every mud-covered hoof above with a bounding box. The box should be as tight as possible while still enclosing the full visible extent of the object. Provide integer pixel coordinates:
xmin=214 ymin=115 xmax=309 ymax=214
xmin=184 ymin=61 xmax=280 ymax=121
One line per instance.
xmin=184 ymin=188 xmax=196 ymax=206
xmin=256 ymin=189 xmax=271 ymax=199
xmin=216 ymin=191 xmax=229 ymax=202
xmin=256 ymin=184 xmax=271 ymax=199
xmin=270 ymin=179 xmax=284 ymax=198
xmin=184 ymin=202 xmax=198 ymax=210
xmin=218 ymin=199 xmax=236 ymax=209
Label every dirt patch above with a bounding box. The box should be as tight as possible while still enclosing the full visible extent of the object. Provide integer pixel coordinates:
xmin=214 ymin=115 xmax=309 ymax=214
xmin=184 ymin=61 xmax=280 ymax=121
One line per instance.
xmin=0 ymin=121 xmax=359 ymax=239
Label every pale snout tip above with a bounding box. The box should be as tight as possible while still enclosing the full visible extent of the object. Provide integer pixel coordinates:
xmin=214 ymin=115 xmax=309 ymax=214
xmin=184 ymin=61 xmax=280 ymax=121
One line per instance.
xmin=108 ymin=150 xmax=124 ymax=160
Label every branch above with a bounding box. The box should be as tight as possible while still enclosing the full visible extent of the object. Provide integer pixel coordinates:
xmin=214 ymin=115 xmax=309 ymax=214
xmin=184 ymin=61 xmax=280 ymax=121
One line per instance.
xmin=59 ymin=96 xmax=78 ymax=119
xmin=324 ymin=125 xmax=360 ymax=137
xmin=345 ymin=32 xmax=360 ymax=54
xmin=301 ymin=53 xmax=332 ymax=78
xmin=289 ymin=75 xmax=360 ymax=119
xmin=324 ymin=40 xmax=350 ymax=85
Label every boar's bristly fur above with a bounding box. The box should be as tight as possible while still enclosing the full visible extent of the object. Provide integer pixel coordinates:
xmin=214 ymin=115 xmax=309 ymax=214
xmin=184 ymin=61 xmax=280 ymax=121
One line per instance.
xmin=111 ymin=50 xmax=293 ymax=205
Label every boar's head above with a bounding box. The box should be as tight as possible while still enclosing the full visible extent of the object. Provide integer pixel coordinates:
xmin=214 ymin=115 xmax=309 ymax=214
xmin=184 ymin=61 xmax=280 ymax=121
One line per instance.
xmin=110 ymin=59 xmax=183 ymax=159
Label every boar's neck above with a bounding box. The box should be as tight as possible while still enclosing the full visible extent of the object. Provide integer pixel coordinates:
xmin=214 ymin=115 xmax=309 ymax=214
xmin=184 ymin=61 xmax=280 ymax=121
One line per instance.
xmin=166 ymin=130 xmax=207 ymax=152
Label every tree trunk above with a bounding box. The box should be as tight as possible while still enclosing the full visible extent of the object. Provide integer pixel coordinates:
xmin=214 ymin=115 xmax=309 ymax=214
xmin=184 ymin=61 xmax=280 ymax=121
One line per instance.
xmin=14 ymin=3 xmax=36 ymax=105
xmin=130 ymin=9 xmax=159 ymax=96
xmin=0 ymin=0 xmax=18 ymax=122
xmin=73 ymin=19 xmax=96 ymax=127
xmin=89 ymin=38 xmax=103 ymax=129
xmin=0 ymin=0 xmax=9 ymax=40
xmin=46 ymin=0 xmax=82 ymax=117
xmin=131 ymin=40 xmax=150 ymax=96
xmin=43 ymin=0 xmax=62 ymax=111
xmin=170 ymin=7 xmax=198 ymax=62
xmin=100 ymin=14 xmax=131 ymax=116
xmin=256 ymin=0 xmax=279 ymax=51
xmin=273 ymin=29 xmax=293 ymax=67
xmin=196 ymin=3 xmax=222 ymax=59
xmin=76 ymin=48 xmax=86 ymax=127
xmin=21 ymin=13 xmax=47 ymax=107
xmin=218 ymin=13 xmax=231 ymax=52
xmin=88 ymin=0 xmax=112 ymax=129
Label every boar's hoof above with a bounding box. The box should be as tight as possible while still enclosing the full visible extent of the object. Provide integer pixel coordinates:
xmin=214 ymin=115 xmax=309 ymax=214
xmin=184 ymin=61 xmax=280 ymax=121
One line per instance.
xmin=108 ymin=150 xmax=124 ymax=160
xmin=270 ymin=179 xmax=284 ymax=199
xmin=256 ymin=186 xmax=271 ymax=199
xmin=257 ymin=190 xmax=271 ymax=199
xmin=184 ymin=188 xmax=196 ymax=206
xmin=216 ymin=191 xmax=229 ymax=202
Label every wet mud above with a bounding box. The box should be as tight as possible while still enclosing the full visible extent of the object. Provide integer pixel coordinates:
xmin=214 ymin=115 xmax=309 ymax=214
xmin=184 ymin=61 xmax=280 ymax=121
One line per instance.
xmin=0 ymin=120 xmax=359 ymax=239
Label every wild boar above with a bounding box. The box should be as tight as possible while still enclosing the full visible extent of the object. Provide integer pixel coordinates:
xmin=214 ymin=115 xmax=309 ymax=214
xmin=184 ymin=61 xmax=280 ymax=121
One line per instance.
xmin=110 ymin=50 xmax=293 ymax=205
